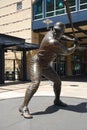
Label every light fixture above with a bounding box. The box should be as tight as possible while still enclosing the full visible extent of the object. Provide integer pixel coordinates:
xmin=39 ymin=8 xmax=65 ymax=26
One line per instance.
xmin=58 ymin=2 xmax=63 ymax=8
xmin=43 ymin=19 xmax=53 ymax=30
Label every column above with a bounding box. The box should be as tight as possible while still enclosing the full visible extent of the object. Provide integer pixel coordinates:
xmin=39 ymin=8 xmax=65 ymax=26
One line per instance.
xmin=0 ymin=47 xmax=4 ymax=84
xmin=22 ymin=50 xmax=27 ymax=81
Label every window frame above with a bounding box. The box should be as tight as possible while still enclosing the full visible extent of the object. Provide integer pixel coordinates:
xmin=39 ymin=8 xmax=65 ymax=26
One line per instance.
xmin=45 ymin=0 xmax=55 ymax=17
xmin=45 ymin=0 xmax=76 ymax=18
xmin=33 ymin=0 xmax=77 ymax=20
xmin=55 ymin=0 xmax=65 ymax=16
xmin=79 ymin=0 xmax=87 ymax=11
xmin=33 ymin=0 xmax=44 ymax=20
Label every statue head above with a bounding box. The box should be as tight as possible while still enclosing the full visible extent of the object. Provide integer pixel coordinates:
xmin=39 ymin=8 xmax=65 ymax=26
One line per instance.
xmin=53 ymin=22 xmax=65 ymax=39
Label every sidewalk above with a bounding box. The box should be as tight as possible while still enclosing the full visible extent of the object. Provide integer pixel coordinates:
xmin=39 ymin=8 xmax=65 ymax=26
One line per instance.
xmin=0 ymin=81 xmax=87 ymax=130
xmin=0 ymin=80 xmax=87 ymax=100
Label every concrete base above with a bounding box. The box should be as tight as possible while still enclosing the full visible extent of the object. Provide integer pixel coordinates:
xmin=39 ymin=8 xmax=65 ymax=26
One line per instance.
xmin=0 ymin=96 xmax=87 ymax=130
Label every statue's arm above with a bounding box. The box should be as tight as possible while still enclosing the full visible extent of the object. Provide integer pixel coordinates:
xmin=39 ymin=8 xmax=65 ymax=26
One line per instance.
xmin=58 ymin=41 xmax=76 ymax=56
xmin=61 ymin=35 xmax=75 ymax=41
xmin=59 ymin=35 xmax=79 ymax=55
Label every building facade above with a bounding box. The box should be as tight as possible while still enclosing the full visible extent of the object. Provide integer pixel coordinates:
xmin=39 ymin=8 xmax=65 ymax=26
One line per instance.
xmin=32 ymin=0 xmax=87 ymax=78
xmin=0 ymin=0 xmax=32 ymax=42
xmin=0 ymin=0 xmax=87 ymax=81
xmin=0 ymin=0 xmax=32 ymax=81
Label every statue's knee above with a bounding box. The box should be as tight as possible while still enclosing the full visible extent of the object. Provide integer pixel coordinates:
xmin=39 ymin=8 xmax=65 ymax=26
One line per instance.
xmin=29 ymin=80 xmax=40 ymax=91
xmin=33 ymin=80 xmax=40 ymax=87
xmin=54 ymin=79 xmax=61 ymax=87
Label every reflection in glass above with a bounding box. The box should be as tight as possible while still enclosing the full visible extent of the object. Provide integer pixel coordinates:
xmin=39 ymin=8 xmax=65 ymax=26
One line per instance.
xmin=33 ymin=0 xmax=43 ymax=20
xmin=80 ymin=0 xmax=87 ymax=10
xmin=56 ymin=0 xmax=65 ymax=15
xmin=46 ymin=0 xmax=54 ymax=17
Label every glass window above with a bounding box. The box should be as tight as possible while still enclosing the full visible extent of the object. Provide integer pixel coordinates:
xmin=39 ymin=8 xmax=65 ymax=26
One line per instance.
xmin=55 ymin=0 xmax=65 ymax=15
xmin=72 ymin=52 xmax=84 ymax=75
xmin=33 ymin=0 xmax=43 ymax=20
xmin=46 ymin=0 xmax=54 ymax=17
xmin=68 ymin=0 xmax=76 ymax=12
xmin=45 ymin=0 xmax=76 ymax=18
xmin=17 ymin=1 xmax=22 ymax=11
xmin=80 ymin=0 xmax=87 ymax=10
xmin=53 ymin=56 xmax=66 ymax=76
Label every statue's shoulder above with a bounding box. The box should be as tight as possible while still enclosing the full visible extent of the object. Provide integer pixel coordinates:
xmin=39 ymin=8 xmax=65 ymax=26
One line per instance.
xmin=40 ymin=31 xmax=53 ymax=46
xmin=45 ymin=31 xmax=53 ymax=39
xmin=46 ymin=30 xmax=53 ymax=35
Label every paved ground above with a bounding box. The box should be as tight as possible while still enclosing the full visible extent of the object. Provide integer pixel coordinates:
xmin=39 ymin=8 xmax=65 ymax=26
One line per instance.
xmin=0 ymin=80 xmax=87 ymax=130
xmin=0 ymin=96 xmax=87 ymax=130
xmin=0 ymin=80 xmax=87 ymax=99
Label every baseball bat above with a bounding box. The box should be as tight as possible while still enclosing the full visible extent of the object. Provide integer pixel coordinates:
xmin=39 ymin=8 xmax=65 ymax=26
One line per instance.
xmin=64 ymin=0 xmax=76 ymax=38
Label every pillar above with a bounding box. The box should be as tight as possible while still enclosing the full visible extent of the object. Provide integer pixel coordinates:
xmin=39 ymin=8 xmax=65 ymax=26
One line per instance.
xmin=0 ymin=47 xmax=4 ymax=84
xmin=22 ymin=50 xmax=27 ymax=81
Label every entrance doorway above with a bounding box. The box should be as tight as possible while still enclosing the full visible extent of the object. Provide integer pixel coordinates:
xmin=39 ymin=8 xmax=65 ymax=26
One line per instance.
xmin=53 ymin=56 xmax=66 ymax=77
xmin=5 ymin=59 xmax=22 ymax=81
xmin=72 ymin=51 xmax=85 ymax=76
xmin=5 ymin=50 xmax=22 ymax=81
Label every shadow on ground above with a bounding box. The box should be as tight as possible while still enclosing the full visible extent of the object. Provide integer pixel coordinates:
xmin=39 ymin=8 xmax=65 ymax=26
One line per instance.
xmin=0 ymin=97 xmax=87 ymax=130
xmin=32 ymin=101 xmax=87 ymax=116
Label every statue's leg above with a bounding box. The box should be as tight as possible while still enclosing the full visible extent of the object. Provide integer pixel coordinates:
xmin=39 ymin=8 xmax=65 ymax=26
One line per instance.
xmin=19 ymin=56 xmax=41 ymax=118
xmin=42 ymin=66 xmax=67 ymax=107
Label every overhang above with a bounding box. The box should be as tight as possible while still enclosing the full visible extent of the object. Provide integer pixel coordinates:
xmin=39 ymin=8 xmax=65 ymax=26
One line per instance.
xmin=0 ymin=34 xmax=39 ymax=84
xmin=7 ymin=42 xmax=39 ymax=51
xmin=0 ymin=33 xmax=25 ymax=48
xmin=0 ymin=33 xmax=39 ymax=51
xmin=17 ymin=42 xmax=39 ymax=51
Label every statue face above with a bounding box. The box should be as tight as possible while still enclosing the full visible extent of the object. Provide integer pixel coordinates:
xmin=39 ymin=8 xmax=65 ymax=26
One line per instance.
xmin=53 ymin=28 xmax=64 ymax=39
xmin=53 ymin=22 xmax=65 ymax=39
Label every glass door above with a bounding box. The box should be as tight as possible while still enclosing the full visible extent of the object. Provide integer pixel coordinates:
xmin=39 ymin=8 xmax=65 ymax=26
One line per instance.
xmin=72 ymin=52 xmax=85 ymax=76
xmin=53 ymin=56 xmax=66 ymax=76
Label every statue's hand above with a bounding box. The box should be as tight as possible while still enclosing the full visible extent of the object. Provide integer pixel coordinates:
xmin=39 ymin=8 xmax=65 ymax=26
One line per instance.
xmin=73 ymin=37 xmax=79 ymax=47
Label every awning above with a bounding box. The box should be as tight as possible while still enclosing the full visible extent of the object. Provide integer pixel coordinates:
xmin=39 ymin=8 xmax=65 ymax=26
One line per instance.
xmin=0 ymin=33 xmax=25 ymax=48
xmin=0 ymin=33 xmax=39 ymax=84
xmin=16 ymin=42 xmax=39 ymax=51
xmin=0 ymin=33 xmax=39 ymax=51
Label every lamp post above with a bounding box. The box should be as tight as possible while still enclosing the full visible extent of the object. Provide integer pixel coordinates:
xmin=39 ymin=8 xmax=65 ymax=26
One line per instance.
xmin=43 ymin=19 xmax=53 ymax=30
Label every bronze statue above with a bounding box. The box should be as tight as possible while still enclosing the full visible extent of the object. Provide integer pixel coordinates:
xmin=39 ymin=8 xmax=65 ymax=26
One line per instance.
xmin=19 ymin=22 xmax=77 ymax=118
